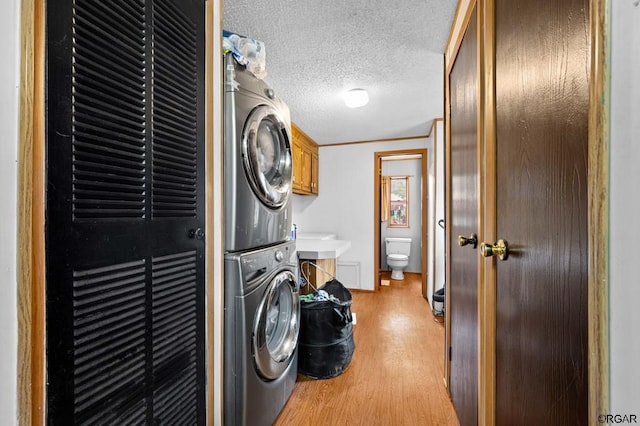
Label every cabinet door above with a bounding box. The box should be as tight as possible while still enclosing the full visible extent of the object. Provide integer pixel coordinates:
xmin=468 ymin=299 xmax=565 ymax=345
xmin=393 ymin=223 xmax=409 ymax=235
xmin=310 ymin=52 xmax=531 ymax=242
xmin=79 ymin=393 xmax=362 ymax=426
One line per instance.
xmin=46 ymin=0 xmax=206 ymax=423
xmin=300 ymin=146 xmax=312 ymax=192
xmin=292 ymin=138 xmax=303 ymax=191
xmin=291 ymin=124 xmax=320 ymax=195
xmin=311 ymin=151 xmax=319 ymax=194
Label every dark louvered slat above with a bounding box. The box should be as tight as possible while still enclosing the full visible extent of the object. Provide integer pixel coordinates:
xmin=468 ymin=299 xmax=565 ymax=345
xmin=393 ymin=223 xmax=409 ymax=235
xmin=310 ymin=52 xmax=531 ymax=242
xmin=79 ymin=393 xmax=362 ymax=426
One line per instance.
xmin=73 ymin=139 xmax=145 ymax=163
xmin=74 ymin=294 xmax=145 ymax=330
xmin=73 ymin=189 xmax=146 ymax=203
xmin=75 ymin=355 xmax=145 ymax=404
xmin=74 ymin=64 xmax=145 ymax=103
xmin=153 ymin=147 xmax=196 ymax=170
xmin=153 ymin=137 xmax=196 ymax=158
xmin=151 ymin=0 xmax=198 ymax=219
xmin=74 ymin=170 xmax=146 ymax=186
xmin=154 ymin=299 xmax=196 ymax=329
xmin=154 ymin=262 xmax=196 ymax=280
xmin=154 ymin=80 xmax=197 ymax=115
xmin=74 ymin=336 xmax=145 ymax=381
xmin=73 ymin=102 xmax=146 ymax=133
xmin=72 ymin=259 xmax=147 ymax=423
xmin=75 ymin=73 xmax=144 ymax=107
xmin=151 ymin=189 xmax=196 ymax=201
xmin=82 ymin=399 xmax=147 ymax=426
xmin=74 ymin=22 xmax=144 ymax=66
xmin=72 ymin=0 xmax=146 ymax=221
xmin=154 ymin=364 xmax=198 ymax=426
xmin=154 ymin=80 xmax=197 ymax=118
xmin=153 ymin=154 xmax=196 ymax=174
xmin=75 ymin=82 xmax=145 ymax=118
xmin=152 ymin=126 xmax=197 ymax=152
xmin=153 ymin=165 xmax=196 ymax=181
xmin=74 ymin=46 xmax=145 ymax=90
xmin=75 ymin=2 xmax=146 ymax=56
xmin=151 ymin=251 xmax=198 ymax=421
xmin=74 ymin=329 xmax=146 ymax=377
xmin=74 ymin=151 xmax=146 ymax=172
xmin=73 ymin=122 xmax=145 ymax=148
xmin=154 ymin=331 xmax=197 ymax=367
xmin=74 ymin=90 xmax=145 ymax=123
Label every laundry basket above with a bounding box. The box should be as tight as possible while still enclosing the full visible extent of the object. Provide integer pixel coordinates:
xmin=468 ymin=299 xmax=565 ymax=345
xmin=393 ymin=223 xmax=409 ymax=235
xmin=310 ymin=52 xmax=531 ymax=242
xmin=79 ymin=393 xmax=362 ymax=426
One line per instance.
xmin=298 ymin=262 xmax=355 ymax=379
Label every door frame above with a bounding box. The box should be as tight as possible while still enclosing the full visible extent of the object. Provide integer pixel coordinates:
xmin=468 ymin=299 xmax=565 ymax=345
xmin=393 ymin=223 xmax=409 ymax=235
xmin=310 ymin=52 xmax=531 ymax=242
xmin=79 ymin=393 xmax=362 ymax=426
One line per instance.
xmin=17 ymin=0 xmax=220 ymax=424
xmin=373 ymin=148 xmax=428 ymax=295
xmin=444 ymin=0 xmax=610 ymax=423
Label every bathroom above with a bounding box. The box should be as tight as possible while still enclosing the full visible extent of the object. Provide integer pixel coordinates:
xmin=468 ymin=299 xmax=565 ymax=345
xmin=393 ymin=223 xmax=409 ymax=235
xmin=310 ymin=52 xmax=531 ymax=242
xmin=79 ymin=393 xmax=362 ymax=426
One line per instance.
xmin=379 ymin=154 xmax=423 ymax=283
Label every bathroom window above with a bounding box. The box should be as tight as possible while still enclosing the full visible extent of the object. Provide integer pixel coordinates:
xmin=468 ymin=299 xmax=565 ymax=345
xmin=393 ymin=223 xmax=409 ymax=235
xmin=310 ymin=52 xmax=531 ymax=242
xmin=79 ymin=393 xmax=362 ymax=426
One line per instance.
xmin=388 ymin=176 xmax=409 ymax=228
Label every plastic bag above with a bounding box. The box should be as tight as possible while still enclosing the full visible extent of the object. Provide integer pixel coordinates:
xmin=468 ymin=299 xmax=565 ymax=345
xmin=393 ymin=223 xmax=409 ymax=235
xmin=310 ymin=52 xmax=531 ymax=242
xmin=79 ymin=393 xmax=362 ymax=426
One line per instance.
xmin=223 ymin=30 xmax=267 ymax=79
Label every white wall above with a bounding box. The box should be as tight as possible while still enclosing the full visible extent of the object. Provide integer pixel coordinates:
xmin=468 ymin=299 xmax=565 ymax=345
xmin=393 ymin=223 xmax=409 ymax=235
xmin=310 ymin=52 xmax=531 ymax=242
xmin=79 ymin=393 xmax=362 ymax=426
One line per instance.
xmin=431 ymin=119 xmax=446 ymax=306
xmin=609 ymin=0 xmax=640 ymax=415
xmin=292 ymin=137 xmax=430 ymax=290
xmin=380 ymin=158 xmax=423 ymax=273
xmin=0 ymin=0 xmax=20 ymax=422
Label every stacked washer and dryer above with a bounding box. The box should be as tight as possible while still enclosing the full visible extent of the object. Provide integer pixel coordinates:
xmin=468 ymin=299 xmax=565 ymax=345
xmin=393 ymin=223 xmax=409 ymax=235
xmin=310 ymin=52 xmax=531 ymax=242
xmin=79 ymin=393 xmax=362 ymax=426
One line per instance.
xmin=223 ymin=53 xmax=299 ymax=426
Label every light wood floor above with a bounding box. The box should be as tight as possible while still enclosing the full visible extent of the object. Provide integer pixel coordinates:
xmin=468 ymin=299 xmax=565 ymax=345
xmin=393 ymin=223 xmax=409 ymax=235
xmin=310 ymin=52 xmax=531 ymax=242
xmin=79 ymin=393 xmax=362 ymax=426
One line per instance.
xmin=275 ymin=272 xmax=459 ymax=425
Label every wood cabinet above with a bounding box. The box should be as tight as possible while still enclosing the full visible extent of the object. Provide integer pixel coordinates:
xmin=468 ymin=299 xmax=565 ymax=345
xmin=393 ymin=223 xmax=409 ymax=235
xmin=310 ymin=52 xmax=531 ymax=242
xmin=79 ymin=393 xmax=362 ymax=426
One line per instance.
xmin=291 ymin=123 xmax=319 ymax=195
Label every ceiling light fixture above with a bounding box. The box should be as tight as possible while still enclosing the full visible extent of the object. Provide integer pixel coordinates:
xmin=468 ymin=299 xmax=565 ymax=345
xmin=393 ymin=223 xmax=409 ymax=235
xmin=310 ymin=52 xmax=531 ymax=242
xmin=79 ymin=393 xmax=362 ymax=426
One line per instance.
xmin=343 ymin=88 xmax=369 ymax=108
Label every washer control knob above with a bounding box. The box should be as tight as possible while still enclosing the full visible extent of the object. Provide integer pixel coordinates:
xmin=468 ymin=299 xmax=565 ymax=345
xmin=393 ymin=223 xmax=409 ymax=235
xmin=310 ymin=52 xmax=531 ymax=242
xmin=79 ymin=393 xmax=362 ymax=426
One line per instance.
xmin=274 ymin=250 xmax=284 ymax=262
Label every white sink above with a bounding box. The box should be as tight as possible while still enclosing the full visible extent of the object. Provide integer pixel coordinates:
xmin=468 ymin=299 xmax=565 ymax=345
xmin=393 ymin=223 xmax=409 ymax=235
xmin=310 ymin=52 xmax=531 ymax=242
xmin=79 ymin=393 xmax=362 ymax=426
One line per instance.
xmin=296 ymin=232 xmax=337 ymax=240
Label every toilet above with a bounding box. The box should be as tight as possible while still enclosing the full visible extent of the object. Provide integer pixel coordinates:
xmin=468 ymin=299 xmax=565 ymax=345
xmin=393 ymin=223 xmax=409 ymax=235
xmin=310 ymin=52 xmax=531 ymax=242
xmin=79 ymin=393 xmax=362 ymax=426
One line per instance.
xmin=385 ymin=237 xmax=412 ymax=280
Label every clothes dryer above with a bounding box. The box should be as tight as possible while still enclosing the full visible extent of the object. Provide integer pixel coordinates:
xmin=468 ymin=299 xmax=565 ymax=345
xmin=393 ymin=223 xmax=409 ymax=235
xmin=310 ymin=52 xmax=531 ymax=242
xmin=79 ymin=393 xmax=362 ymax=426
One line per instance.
xmin=224 ymin=53 xmax=293 ymax=252
xmin=224 ymin=240 xmax=299 ymax=426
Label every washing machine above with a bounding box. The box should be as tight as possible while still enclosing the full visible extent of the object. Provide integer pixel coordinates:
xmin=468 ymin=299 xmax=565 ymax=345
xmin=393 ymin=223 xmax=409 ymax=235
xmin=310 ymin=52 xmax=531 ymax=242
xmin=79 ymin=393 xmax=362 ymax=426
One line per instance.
xmin=224 ymin=240 xmax=300 ymax=426
xmin=224 ymin=53 xmax=293 ymax=253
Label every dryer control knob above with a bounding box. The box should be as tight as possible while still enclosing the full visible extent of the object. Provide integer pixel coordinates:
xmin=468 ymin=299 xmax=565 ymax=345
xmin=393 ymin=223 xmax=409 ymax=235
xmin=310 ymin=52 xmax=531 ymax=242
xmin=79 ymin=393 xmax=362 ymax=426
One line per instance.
xmin=274 ymin=250 xmax=284 ymax=262
xmin=265 ymin=88 xmax=275 ymax=99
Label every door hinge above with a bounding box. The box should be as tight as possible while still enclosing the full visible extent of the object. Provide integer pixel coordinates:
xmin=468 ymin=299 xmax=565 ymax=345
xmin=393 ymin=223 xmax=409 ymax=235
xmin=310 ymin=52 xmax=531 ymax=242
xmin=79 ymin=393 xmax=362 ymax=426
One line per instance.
xmin=449 ymin=346 xmax=452 ymax=361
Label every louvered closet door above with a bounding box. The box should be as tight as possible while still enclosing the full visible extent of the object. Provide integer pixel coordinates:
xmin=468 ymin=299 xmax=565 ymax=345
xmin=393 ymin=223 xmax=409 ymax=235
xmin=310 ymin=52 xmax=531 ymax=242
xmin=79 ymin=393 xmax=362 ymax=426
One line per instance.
xmin=45 ymin=0 xmax=205 ymax=423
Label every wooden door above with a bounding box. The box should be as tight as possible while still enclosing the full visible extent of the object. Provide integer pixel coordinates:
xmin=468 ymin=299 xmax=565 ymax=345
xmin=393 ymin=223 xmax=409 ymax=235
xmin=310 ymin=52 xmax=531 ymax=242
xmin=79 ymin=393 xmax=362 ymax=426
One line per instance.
xmin=45 ymin=0 xmax=206 ymax=422
xmin=448 ymin=5 xmax=478 ymax=426
xmin=492 ymin=0 xmax=589 ymax=423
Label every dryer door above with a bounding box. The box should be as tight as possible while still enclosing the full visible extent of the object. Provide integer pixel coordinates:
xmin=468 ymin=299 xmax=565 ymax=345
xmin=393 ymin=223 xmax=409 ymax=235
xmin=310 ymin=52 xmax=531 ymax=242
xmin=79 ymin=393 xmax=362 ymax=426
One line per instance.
xmin=242 ymin=105 xmax=293 ymax=209
xmin=253 ymin=270 xmax=299 ymax=380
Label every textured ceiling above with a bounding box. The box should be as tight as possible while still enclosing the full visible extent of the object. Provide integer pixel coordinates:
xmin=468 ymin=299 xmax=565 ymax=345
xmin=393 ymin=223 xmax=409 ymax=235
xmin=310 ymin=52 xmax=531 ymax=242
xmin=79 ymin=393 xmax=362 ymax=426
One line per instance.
xmin=223 ymin=0 xmax=457 ymax=145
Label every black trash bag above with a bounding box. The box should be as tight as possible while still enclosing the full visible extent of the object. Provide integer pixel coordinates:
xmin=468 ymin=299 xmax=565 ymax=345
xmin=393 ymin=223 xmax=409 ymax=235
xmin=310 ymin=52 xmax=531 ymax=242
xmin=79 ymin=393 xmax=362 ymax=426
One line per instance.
xmin=298 ymin=279 xmax=355 ymax=379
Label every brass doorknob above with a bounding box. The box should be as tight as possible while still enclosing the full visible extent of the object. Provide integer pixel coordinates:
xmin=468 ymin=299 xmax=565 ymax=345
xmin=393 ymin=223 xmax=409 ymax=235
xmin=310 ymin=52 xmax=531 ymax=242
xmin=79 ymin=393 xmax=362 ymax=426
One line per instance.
xmin=480 ymin=239 xmax=509 ymax=260
xmin=458 ymin=234 xmax=478 ymax=248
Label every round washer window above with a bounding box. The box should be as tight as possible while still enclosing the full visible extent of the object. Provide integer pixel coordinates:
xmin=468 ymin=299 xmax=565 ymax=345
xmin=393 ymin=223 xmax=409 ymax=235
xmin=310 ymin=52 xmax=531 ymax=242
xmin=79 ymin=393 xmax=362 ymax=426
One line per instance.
xmin=242 ymin=106 xmax=292 ymax=209
xmin=253 ymin=270 xmax=299 ymax=380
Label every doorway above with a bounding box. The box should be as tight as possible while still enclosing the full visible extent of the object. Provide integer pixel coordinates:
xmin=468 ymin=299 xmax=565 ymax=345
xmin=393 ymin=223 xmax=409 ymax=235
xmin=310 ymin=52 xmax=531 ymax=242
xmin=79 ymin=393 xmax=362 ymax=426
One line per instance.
xmin=373 ymin=149 xmax=428 ymax=297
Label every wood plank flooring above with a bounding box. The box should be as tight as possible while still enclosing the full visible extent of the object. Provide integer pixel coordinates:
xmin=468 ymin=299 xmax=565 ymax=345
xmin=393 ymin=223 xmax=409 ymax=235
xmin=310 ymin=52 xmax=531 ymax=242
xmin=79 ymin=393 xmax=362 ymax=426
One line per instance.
xmin=275 ymin=273 xmax=459 ymax=425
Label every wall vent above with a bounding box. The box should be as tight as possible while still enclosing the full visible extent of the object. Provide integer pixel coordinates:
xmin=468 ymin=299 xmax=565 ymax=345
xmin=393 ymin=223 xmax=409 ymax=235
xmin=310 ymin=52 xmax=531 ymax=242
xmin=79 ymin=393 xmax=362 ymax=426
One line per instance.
xmin=337 ymin=262 xmax=360 ymax=289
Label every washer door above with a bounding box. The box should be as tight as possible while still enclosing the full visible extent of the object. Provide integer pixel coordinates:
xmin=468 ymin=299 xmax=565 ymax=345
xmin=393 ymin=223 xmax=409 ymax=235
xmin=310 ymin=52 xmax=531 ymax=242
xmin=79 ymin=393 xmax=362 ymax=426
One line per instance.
xmin=253 ymin=270 xmax=299 ymax=380
xmin=242 ymin=105 xmax=292 ymax=209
